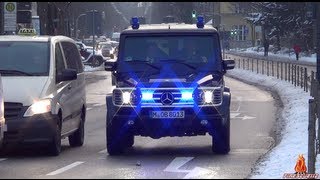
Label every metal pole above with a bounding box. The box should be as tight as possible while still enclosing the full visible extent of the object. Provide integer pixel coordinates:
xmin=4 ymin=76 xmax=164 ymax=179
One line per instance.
xmin=308 ymin=98 xmax=316 ymax=174
xmin=305 ymin=68 xmax=308 ymax=92
xmin=75 ymin=14 xmax=86 ymax=39
xmin=92 ymin=10 xmax=95 ymax=63
xmin=317 ymin=3 xmax=320 ymax=81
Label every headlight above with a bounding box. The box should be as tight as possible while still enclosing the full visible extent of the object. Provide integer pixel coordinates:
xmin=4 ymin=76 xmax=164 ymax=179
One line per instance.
xmin=113 ymin=89 xmax=139 ymax=105
xmin=24 ymin=99 xmax=52 ymax=117
xmin=197 ymin=87 xmax=223 ymax=105
xmin=122 ymin=91 xmax=131 ymax=104
xmin=203 ymin=90 xmax=213 ymax=104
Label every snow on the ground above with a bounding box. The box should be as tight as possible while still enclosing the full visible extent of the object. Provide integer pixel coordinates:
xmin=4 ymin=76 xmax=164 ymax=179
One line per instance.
xmin=229 ymin=46 xmax=316 ymax=64
xmin=227 ymin=68 xmax=317 ymax=178
xmin=84 ymin=64 xmax=104 ymax=72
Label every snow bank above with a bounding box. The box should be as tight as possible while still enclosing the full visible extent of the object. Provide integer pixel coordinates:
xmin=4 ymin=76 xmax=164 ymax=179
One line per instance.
xmin=226 ymin=69 xmax=316 ymax=178
xmin=228 ymin=46 xmax=316 ymax=65
xmin=84 ymin=65 xmax=104 ymax=72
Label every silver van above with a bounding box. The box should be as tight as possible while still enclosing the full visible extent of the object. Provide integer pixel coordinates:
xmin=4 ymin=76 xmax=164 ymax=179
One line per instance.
xmin=0 ymin=35 xmax=86 ymax=156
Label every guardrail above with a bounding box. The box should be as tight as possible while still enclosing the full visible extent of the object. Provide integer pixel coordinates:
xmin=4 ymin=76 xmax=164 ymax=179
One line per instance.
xmin=225 ymin=53 xmax=320 ymax=174
xmin=225 ymin=54 xmax=313 ymax=93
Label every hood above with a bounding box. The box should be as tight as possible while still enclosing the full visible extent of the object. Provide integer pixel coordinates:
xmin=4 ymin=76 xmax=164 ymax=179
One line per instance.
xmin=2 ymin=76 xmax=49 ymax=106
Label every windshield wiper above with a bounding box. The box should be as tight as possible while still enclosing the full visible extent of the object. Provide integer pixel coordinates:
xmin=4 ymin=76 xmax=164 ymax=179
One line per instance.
xmin=159 ymin=59 xmax=197 ymax=70
xmin=0 ymin=69 xmax=33 ymax=76
xmin=125 ymin=60 xmax=161 ymax=71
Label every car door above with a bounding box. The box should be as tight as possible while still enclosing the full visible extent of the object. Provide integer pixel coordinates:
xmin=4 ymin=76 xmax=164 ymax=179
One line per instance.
xmin=55 ymin=42 xmax=73 ymax=134
xmin=60 ymin=41 xmax=83 ymax=132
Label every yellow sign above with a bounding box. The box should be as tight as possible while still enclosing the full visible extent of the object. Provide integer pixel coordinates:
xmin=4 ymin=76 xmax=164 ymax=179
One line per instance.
xmin=18 ymin=28 xmax=37 ymax=36
xmin=5 ymin=2 xmax=15 ymax=12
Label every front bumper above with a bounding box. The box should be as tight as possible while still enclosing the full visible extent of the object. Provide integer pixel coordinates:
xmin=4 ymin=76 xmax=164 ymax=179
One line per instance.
xmin=110 ymin=106 xmax=228 ymax=138
xmin=4 ymin=113 xmax=58 ymax=145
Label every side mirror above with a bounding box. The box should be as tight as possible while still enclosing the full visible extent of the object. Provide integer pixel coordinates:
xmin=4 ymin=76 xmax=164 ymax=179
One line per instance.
xmin=110 ymin=54 xmax=114 ymax=59
xmin=105 ymin=61 xmax=116 ymax=71
xmin=223 ymin=59 xmax=235 ymax=71
xmin=57 ymin=69 xmax=77 ymax=82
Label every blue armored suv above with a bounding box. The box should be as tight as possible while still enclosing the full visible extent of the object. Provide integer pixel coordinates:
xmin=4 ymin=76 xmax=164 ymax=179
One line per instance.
xmin=105 ymin=16 xmax=235 ymax=155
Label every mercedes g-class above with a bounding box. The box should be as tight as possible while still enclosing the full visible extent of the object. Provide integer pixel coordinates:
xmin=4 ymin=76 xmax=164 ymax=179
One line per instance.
xmin=105 ymin=16 xmax=235 ymax=155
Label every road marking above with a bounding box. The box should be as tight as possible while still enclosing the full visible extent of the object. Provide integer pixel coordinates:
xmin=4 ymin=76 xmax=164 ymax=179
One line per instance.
xmin=164 ymin=157 xmax=215 ymax=179
xmin=99 ymin=148 xmax=107 ymax=153
xmin=164 ymin=157 xmax=193 ymax=173
xmin=0 ymin=158 xmax=7 ymax=162
xmin=183 ymin=166 xmax=214 ymax=179
xmin=46 ymin=161 xmax=84 ymax=176
xmin=230 ymin=112 xmax=241 ymax=118
xmin=230 ymin=112 xmax=256 ymax=120
xmin=87 ymin=108 xmax=93 ymax=111
xmin=239 ymin=115 xmax=256 ymax=120
xmin=93 ymin=104 xmax=103 ymax=107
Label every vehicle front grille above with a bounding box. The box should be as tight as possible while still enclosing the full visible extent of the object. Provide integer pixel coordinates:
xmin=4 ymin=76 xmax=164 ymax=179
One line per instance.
xmin=4 ymin=102 xmax=24 ymax=120
xmin=113 ymin=89 xmax=123 ymax=105
xmin=213 ymin=88 xmax=222 ymax=104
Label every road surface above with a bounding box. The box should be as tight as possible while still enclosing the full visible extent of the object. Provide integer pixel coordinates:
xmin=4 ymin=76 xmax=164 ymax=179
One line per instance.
xmin=0 ymin=70 xmax=276 ymax=179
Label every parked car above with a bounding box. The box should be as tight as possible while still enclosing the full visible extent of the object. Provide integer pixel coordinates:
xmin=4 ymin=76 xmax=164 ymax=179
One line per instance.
xmin=101 ymin=43 xmax=115 ymax=58
xmin=0 ymin=34 xmax=86 ymax=156
xmin=76 ymin=42 xmax=105 ymax=67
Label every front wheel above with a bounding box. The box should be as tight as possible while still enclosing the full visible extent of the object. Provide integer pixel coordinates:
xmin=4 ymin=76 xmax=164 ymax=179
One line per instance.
xmin=91 ymin=57 xmax=103 ymax=67
xmin=69 ymin=110 xmax=85 ymax=147
xmin=48 ymin=123 xmax=62 ymax=156
xmin=212 ymin=113 xmax=230 ymax=154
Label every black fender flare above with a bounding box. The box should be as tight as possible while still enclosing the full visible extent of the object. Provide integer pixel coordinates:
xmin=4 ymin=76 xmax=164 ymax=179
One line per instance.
xmin=221 ymin=91 xmax=231 ymax=126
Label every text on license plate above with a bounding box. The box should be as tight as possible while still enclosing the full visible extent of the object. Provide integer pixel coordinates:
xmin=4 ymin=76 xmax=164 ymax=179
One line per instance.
xmin=151 ymin=111 xmax=185 ymax=119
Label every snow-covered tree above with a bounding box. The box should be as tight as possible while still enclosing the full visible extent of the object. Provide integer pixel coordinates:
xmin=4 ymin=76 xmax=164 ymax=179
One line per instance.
xmin=245 ymin=2 xmax=314 ymax=52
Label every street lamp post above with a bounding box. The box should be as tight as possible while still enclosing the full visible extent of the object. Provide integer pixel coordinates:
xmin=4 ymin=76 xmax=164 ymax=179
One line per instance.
xmin=75 ymin=13 xmax=86 ymax=39
xmin=64 ymin=2 xmax=71 ymax=37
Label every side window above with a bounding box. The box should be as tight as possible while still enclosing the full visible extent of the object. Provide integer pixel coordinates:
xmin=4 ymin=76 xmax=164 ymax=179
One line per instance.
xmin=55 ymin=43 xmax=66 ymax=78
xmin=61 ymin=42 xmax=83 ymax=73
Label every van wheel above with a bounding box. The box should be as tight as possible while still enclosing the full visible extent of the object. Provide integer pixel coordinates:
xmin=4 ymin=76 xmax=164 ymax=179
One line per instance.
xmin=69 ymin=111 xmax=85 ymax=147
xmin=48 ymin=123 xmax=61 ymax=156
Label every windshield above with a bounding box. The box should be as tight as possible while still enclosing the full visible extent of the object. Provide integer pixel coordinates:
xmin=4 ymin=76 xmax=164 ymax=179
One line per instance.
xmin=118 ymin=34 xmax=222 ymax=75
xmin=102 ymin=44 xmax=112 ymax=50
xmin=0 ymin=41 xmax=50 ymax=76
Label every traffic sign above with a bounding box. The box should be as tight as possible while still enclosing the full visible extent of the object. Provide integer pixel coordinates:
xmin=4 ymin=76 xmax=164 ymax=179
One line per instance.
xmin=5 ymin=2 xmax=15 ymax=12
xmin=4 ymin=2 xmax=17 ymax=32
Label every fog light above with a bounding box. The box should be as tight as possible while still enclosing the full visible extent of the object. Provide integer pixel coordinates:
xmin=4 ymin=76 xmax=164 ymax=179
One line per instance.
xmin=128 ymin=120 xmax=135 ymax=125
xmin=200 ymin=120 xmax=208 ymax=126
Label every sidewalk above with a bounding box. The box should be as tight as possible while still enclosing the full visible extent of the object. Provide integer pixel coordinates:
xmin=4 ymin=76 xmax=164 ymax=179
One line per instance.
xmin=227 ymin=48 xmax=316 ymax=67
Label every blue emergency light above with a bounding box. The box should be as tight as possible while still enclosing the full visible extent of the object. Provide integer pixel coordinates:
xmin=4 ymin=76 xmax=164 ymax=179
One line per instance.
xmin=196 ymin=15 xmax=204 ymax=28
xmin=141 ymin=91 xmax=153 ymax=101
xmin=181 ymin=91 xmax=193 ymax=101
xmin=131 ymin=17 xmax=140 ymax=29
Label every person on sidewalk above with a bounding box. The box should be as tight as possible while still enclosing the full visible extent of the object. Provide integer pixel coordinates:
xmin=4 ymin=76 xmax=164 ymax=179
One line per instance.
xmin=293 ymin=44 xmax=301 ymax=61
xmin=263 ymin=39 xmax=269 ymax=57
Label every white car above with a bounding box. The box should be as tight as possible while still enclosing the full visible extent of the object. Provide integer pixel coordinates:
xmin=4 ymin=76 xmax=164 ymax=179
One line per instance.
xmin=0 ymin=35 xmax=86 ymax=156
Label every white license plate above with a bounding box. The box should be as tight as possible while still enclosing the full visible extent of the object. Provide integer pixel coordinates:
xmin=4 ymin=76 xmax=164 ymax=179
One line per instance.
xmin=151 ymin=111 xmax=185 ymax=119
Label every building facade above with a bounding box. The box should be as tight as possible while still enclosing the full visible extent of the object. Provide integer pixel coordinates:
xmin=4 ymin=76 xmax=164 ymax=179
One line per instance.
xmin=212 ymin=2 xmax=261 ymax=49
